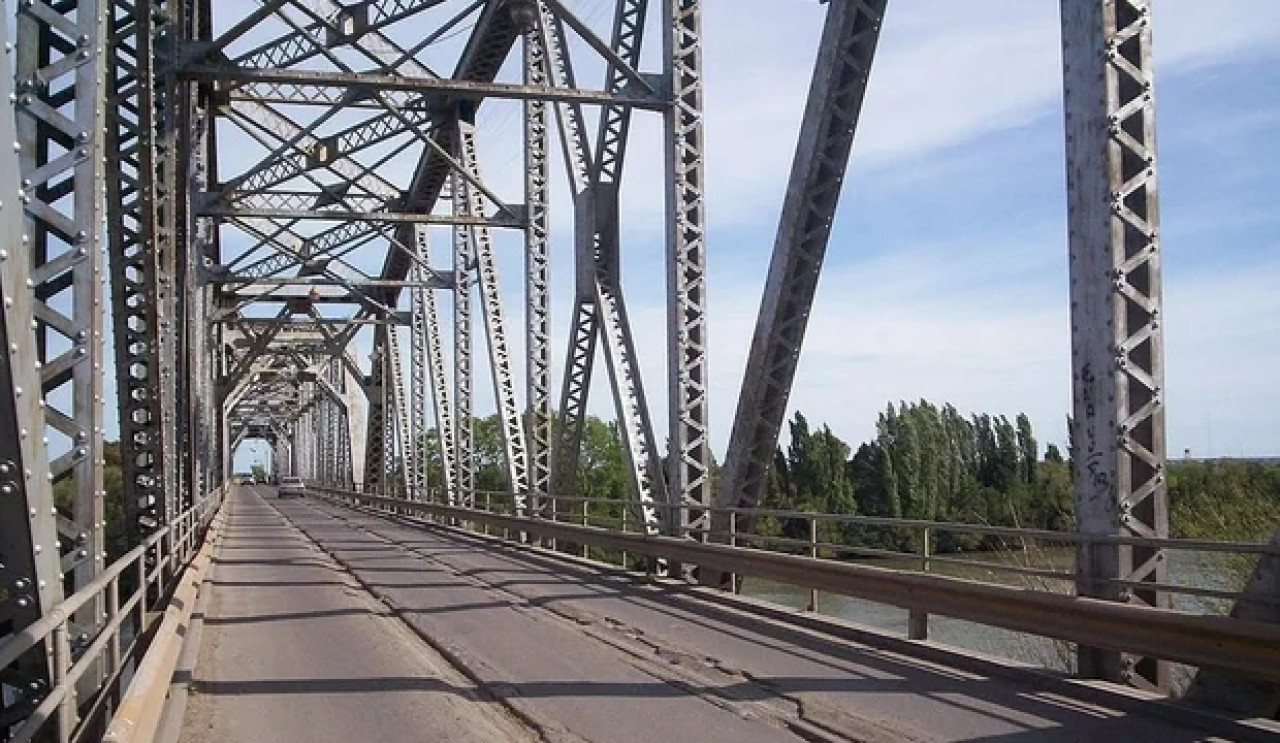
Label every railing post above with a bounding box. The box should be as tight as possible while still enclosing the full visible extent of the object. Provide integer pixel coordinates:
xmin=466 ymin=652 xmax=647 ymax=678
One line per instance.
xmin=53 ymin=623 xmax=74 ymax=741
xmin=621 ymin=505 xmax=628 ymax=569
xmin=549 ymin=495 xmax=557 ymax=552
xmin=729 ymin=510 xmax=738 ymax=594
xmin=808 ymin=516 xmax=818 ymax=612
xmin=909 ymin=525 xmax=931 ymax=640
xmin=107 ymin=577 xmax=121 ymax=673
xmin=483 ymin=492 xmax=490 ymax=536
xmin=582 ymin=499 xmax=589 ymax=558
xmin=137 ymin=553 xmax=148 ymax=620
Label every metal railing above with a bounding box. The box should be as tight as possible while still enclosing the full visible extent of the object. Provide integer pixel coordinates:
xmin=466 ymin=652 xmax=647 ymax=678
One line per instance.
xmin=313 ymin=485 xmax=1280 ymax=685
xmin=360 ymin=486 xmax=1279 ymax=611
xmin=0 ymin=486 xmax=225 ymax=743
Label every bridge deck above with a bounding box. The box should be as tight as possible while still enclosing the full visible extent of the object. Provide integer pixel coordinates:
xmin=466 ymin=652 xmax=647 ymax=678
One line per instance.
xmin=178 ymin=487 xmax=1228 ymax=742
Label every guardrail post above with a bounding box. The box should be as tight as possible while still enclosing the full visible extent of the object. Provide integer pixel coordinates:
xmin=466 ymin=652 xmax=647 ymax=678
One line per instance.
xmin=53 ymin=623 xmax=74 ymax=741
xmin=107 ymin=577 xmax=121 ymax=673
xmin=729 ymin=511 xmax=738 ymax=594
xmin=808 ymin=516 xmax=818 ymax=612
xmin=137 ymin=553 xmax=148 ymax=620
xmin=909 ymin=525 xmax=931 ymax=640
xmin=549 ymin=495 xmax=557 ymax=551
xmin=621 ymin=506 xmax=629 ymax=569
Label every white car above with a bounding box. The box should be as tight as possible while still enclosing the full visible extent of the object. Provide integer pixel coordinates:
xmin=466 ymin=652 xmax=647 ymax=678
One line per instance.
xmin=278 ymin=476 xmax=306 ymax=498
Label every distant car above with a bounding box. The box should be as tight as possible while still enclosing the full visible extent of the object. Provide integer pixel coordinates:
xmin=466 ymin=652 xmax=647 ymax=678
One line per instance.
xmin=278 ymin=476 xmax=306 ymax=498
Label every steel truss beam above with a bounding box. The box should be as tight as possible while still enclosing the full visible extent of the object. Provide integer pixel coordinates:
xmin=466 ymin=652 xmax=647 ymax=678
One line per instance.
xmin=1061 ymin=0 xmax=1168 ymax=690
xmin=662 ymin=0 xmax=710 ymax=539
xmin=385 ymin=323 xmax=411 ymax=495
xmin=544 ymin=1 xmax=671 ymax=539
xmin=200 ymin=202 xmax=523 ymax=228
xmin=14 ymin=0 xmax=110 ymax=723
xmin=107 ymin=0 xmax=172 ymax=540
xmin=179 ymin=64 xmax=662 ymax=108
xmin=412 ymin=229 xmax=457 ymax=503
xmin=523 ymin=22 xmax=551 ymax=516
xmin=452 ymin=169 xmax=475 ymax=509
xmin=714 ymin=1 xmax=887 ymax=546
xmin=455 ymin=120 xmax=529 ymax=513
xmin=0 ymin=7 xmax=65 ymax=728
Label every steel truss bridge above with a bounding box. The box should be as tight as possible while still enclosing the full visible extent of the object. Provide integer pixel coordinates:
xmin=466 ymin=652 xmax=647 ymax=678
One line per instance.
xmin=0 ymin=0 xmax=1277 ymax=741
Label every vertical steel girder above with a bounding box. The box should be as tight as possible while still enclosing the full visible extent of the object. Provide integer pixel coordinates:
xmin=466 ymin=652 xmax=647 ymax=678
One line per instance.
xmin=363 ymin=346 xmax=387 ymax=492
xmin=452 ymin=169 xmax=475 ymax=509
xmin=1062 ymin=0 xmax=1168 ymax=690
xmin=714 ymin=1 xmax=887 ymax=545
xmin=107 ymin=0 xmax=171 ymax=539
xmin=455 ymin=120 xmax=529 ymax=513
xmin=0 ymin=6 xmax=65 ymax=724
xmin=662 ymin=0 xmax=710 ymax=537
xmin=523 ymin=24 xmax=552 ymax=516
xmin=386 ymin=324 xmax=410 ymax=494
xmin=409 ymin=278 xmax=429 ymax=495
xmin=380 ymin=339 xmax=397 ymax=490
xmin=15 ymin=0 xmax=109 ymax=693
xmin=176 ymin=0 xmax=216 ymax=514
xmin=413 ymin=229 xmax=457 ymax=503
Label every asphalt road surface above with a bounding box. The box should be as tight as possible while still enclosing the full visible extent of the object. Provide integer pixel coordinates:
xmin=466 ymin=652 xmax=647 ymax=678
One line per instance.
xmin=179 ymin=486 xmax=1245 ymax=742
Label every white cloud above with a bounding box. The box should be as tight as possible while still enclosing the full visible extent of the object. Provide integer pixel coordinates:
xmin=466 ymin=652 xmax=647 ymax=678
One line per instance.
xmin=691 ymin=0 xmax=1280 ymax=226
xmin=101 ymin=2 xmax=1280 ymax=471
xmin=609 ymin=237 xmax=1280 ymax=460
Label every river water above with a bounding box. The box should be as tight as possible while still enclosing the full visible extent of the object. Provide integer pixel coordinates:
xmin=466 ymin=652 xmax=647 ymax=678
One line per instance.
xmin=738 ymin=547 xmax=1246 ymax=678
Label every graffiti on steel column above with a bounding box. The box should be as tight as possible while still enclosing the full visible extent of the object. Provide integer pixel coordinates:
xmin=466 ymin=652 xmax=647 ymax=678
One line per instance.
xmin=1077 ymin=362 xmax=1111 ymax=509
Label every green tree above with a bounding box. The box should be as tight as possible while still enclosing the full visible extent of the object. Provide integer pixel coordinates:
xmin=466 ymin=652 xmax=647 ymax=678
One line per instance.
xmin=1016 ymin=413 xmax=1038 ymax=484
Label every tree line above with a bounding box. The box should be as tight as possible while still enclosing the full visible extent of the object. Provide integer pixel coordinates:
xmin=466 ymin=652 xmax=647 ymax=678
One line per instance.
xmin=58 ymin=403 xmax=1278 ymax=566
xmin=756 ymin=403 xmax=1073 ymax=552
xmin=443 ymin=402 xmax=1279 ymax=551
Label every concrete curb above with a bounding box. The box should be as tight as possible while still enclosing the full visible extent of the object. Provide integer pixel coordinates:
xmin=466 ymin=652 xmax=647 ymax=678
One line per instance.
xmin=102 ymin=504 xmax=228 ymax=743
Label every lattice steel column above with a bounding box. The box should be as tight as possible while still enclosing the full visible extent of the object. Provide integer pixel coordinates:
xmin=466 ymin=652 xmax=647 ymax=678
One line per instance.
xmin=413 ymin=228 xmax=456 ymax=504
xmin=0 ymin=8 xmax=65 ymax=726
xmin=176 ymin=0 xmax=213 ymax=514
xmin=106 ymin=0 xmax=170 ymax=540
xmin=15 ymin=0 xmax=109 ymax=676
xmin=379 ymin=336 xmax=398 ymax=492
xmin=456 ymin=119 xmax=529 ymax=511
xmin=409 ymin=266 xmax=429 ymax=496
xmin=386 ymin=324 xmax=410 ymax=496
xmin=327 ymin=360 xmax=346 ymax=488
xmin=663 ymin=0 xmax=709 ymax=537
xmin=524 ymin=23 xmax=551 ymax=515
xmin=452 ymin=169 xmax=475 ymax=510
xmin=1062 ymin=0 xmax=1168 ymax=690
xmin=363 ymin=348 xmax=387 ymax=493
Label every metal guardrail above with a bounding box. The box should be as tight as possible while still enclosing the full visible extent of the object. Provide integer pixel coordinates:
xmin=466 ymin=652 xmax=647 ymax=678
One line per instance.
xmin=317 ymin=487 xmax=1280 ymax=684
xmin=0 ymin=486 xmax=225 ymax=743
xmin=348 ymin=486 xmax=1280 ymax=610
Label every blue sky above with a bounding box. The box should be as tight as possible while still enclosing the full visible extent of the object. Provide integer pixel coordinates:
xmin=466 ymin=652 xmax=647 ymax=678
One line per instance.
xmin=591 ymin=0 xmax=1280 ymax=459
xmin=193 ymin=1 xmax=1279 ymax=469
